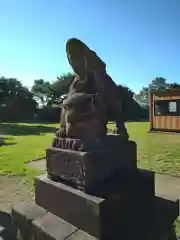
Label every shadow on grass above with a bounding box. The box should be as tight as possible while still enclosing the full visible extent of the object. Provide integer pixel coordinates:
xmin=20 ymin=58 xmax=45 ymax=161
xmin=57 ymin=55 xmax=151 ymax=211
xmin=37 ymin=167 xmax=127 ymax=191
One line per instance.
xmin=0 ymin=137 xmax=16 ymax=147
xmin=0 ymin=123 xmax=58 ymax=136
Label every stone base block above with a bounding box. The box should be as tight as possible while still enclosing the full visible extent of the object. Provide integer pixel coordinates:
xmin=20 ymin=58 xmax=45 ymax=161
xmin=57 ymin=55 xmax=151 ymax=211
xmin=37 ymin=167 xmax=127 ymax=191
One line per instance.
xmin=46 ymin=139 xmax=137 ymax=191
xmin=103 ymin=194 xmax=179 ymax=239
xmin=35 ymin=174 xmax=111 ymax=239
xmin=140 ymin=196 xmax=179 ymax=240
xmin=90 ymin=168 xmax=155 ymax=199
xmin=11 ymin=202 xmax=46 ymax=239
xmin=35 ymin=171 xmax=155 ymax=239
xmin=12 ymin=196 xmax=179 ymax=240
xmin=11 ymin=203 xmax=96 ymax=240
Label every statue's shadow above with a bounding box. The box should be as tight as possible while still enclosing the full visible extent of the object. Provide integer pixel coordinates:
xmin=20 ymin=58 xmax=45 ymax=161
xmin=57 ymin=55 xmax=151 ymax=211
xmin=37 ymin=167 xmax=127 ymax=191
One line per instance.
xmin=0 ymin=137 xmax=16 ymax=147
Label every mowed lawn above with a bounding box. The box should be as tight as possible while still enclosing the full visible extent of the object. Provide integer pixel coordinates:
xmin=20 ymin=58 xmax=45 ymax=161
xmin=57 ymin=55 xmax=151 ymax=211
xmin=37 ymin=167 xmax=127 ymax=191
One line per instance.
xmin=1 ymin=121 xmax=180 ymax=235
xmin=1 ymin=121 xmax=180 ymax=177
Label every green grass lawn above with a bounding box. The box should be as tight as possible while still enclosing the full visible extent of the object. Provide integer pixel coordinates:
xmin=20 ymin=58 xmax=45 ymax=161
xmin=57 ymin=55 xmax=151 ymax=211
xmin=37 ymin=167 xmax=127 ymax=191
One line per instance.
xmin=1 ymin=121 xmax=180 ymax=177
xmin=1 ymin=121 xmax=180 ymax=235
xmin=0 ymin=122 xmax=57 ymax=176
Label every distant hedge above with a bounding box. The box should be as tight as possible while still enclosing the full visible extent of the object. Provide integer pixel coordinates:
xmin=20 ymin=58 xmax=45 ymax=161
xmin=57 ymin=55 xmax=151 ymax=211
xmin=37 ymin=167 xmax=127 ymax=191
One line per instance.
xmin=37 ymin=106 xmax=61 ymax=122
xmin=0 ymin=104 xmax=148 ymax=123
xmin=0 ymin=105 xmax=62 ymax=122
xmin=0 ymin=105 xmax=37 ymax=122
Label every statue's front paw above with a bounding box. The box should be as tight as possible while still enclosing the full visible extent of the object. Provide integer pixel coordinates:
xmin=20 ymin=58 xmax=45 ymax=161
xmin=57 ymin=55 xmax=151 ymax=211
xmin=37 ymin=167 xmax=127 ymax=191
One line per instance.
xmin=56 ymin=128 xmax=66 ymax=138
xmin=112 ymin=127 xmax=120 ymax=135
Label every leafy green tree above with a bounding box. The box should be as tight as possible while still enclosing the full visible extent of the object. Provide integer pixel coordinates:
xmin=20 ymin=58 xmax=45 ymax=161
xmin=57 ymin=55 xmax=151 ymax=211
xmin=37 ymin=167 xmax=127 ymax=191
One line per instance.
xmin=0 ymin=77 xmax=27 ymax=105
xmin=0 ymin=77 xmax=22 ymax=105
xmin=50 ymin=72 xmax=75 ymax=105
xmin=31 ymin=79 xmax=53 ymax=106
xmin=168 ymin=82 xmax=180 ymax=89
xmin=0 ymin=77 xmax=8 ymax=105
xmin=149 ymin=77 xmax=168 ymax=90
xmin=135 ymin=77 xmax=169 ymax=108
xmin=134 ymin=87 xmax=149 ymax=108
xmin=0 ymin=77 xmax=37 ymax=120
xmin=116 ymin=85 xmax=142 ymax=121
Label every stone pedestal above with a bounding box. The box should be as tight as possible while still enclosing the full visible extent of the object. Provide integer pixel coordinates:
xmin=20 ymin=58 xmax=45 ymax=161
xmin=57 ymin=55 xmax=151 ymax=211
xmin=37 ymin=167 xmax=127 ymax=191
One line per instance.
xmin=47 ymin=138 xmax=137 ymax=192
xmin=35 ymin=174 xmax=108 ymax=238
xmin=11 ymin=137 xmax=179 ymax=240
xmin=12 ymin=203 xmax=96 ymax=240
xmin=34 ymin=171 xmax=157 ymax=239
xmin=12 ymin=175 xmax=179 ymax=239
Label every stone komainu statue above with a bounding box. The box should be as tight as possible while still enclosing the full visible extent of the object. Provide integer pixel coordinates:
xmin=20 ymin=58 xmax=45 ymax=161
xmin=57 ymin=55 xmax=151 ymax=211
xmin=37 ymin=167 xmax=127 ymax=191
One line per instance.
xmin=57 ymin=38 xmax=129 ymax=140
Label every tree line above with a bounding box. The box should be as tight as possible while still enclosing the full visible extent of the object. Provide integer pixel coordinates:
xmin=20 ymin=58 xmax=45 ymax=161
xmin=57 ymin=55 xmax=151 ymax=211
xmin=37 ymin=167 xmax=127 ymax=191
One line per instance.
xmin=134 ymin=77 xmax=180 ymax=109
xmin=1 ymin=74 xmax=179 ymax=122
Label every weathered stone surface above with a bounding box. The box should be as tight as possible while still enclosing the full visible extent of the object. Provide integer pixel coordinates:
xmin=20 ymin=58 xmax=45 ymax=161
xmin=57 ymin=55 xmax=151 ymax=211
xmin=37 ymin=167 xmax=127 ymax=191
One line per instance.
xmin=59 ymin=38 xmax=131 ymax=141
xmin=11 ymin=202 xmax=46 ymax=240
xmin=11 ymin=202 xmax=96 ymax=240
xmin=34 ymin=172 xmax=156 ymax=239
xmin=34 ymin=213 xmax=97 ymax=239
xmin=136 ymin=196 xmax=179 ymax=240
xmin=105 ymin=195 xmax=179 ymax=240
xmin=35 ymin=174 xmax=108 ymax=238
xmin=52 ymin=137 xmax=103 ymax=151
xmin=66 ymin=230 xmax=97 ymax=239
xmin=32 ymin=212 xmax=77 ymax=240
xmin=12 ymin=190 xmax=179 ymax=240
xmin=132 ymin=168 xmax=155 ymax=203
xmin=136 ymin=168 xmax=155 ymax=197
xmin=89 ymin=168 xmax=155 ymax=200
xmin=46 ymin=139 xmax=137 ymax=192
xmin=52 ymin=135 xmax=134 ymax=151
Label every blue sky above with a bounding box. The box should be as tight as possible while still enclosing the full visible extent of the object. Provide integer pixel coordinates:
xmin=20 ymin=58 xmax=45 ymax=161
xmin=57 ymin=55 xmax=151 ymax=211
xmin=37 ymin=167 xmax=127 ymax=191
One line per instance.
xmin=0 ymin=0 xmax=180 ymax=93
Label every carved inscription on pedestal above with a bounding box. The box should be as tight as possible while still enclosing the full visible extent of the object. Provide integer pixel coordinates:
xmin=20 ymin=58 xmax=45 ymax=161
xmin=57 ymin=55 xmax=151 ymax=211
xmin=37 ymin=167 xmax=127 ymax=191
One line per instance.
xmin=46 ymin=149 xmax=85 ymax=187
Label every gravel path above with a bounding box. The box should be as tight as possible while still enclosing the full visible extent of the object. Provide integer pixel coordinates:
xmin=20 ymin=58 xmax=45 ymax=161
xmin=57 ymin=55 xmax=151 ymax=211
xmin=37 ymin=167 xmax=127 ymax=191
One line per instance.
xmin=1 ymin=158 xmax=180 ymax=214
xmin=27 ymin=159 xmax=180 ymax=200
xmin=0 ymin=175 xmax=33 ymax=212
